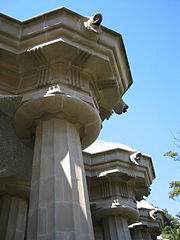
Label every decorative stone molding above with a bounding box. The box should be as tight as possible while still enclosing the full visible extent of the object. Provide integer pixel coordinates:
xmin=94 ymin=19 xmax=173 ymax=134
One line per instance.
xmin=99 ymin=106 xmax=113 ymax=120
xmin=129 ymin=200 xmax=164 ymax=240
xmin=113 ymin=99 xmax=129 ymax=114
xmin=14 ymin=92 xmax=101 ymax=149
xmin=1 ymin=8 xmax=135 ymax=240
xmin=130 ymin=151 xmax=142 ymax=165
xmin=83 ymin=13 xmax=103 ymax=39
xmin=82 ymin=140 xmax=156 ymax=239
xmin=72 ymin=50 xmax=91 ymax=68
xmin=92 ymin=200 xmax=139 ymax=224
xmin=83 ymin=140 xmax=158 ymax=239
xmin=27 ymin=48 xmax=52 ymax=88
xmin=149 ymin=209 xmax=159 ymax=220
xmin=84 ymin=13 xmax=103 ymax=30
xmin=84 ymin=140 xmax=155 ymax=200
xmin=96 ymin=78 xmax=118 ymax=90
xmin=1 ymin=7 xmax=132 ymax=122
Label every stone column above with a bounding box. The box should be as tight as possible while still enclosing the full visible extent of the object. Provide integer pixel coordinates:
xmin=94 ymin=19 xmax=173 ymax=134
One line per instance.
xmin=14 ymin=94 xmax=101 ymax=240
xmin=87 ymin=172 xmax=139 ymax=240
xmin=129 ymin=200 xmax=164 ymax=240
xmin=92 ymin=197 xmax=138 ymax=240
xmin=102 ymin=216 xmax=131 ymax=240
xmin=0 ymin=195 xmax=27 ymax=240
xmin=27 ymin=118 xmax=94 ymax=239
xmin=129 ymin=227 xmax=152 ymax=240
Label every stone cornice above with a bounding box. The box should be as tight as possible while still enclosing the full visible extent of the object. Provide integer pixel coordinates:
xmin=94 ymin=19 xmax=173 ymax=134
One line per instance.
xmin=83 ymin=148 xmax=155 ymax=200
xmin=129 ymin=201 xmax=164 ymax=238
xmin=1 ymin=7 xmax=132 ymax=121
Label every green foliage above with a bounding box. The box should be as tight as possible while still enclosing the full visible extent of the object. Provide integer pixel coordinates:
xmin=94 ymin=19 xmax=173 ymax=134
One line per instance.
xmin=162 ymin=209 xmax=180 ymax=240
xmin=169 ymin=181 xmax=180 ymax=200
xmin=164 ymin=151 xmax=180 ymax=161
xmin=176 ymin=212 xmax=180 ymax=221
xmin=164 ymin=137 xmax=180 ymax=201
xmin=167 ymin=228 xmax=180 ymax=240
xmin=162 ymin=138 xmax=180 ymax=239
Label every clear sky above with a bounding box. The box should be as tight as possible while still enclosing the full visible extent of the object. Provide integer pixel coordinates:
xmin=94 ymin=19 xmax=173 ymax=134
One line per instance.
xmin=1 ymin=0 xmax=180 ymax=216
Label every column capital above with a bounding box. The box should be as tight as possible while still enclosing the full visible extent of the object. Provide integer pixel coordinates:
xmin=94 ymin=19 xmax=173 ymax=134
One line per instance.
xmin=92 ymin=199 xmax=139 ymax=224
xmin=129 ymin=200 xmax=164 ymax=239
xmin=0 ymin=176 xmax=30 ymax=200
xmin=14 ymin=91 xmax=101 ymax=149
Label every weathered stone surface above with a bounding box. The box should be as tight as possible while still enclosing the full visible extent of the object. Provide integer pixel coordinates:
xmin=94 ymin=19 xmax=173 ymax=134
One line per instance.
xmin=103 ymin=216 xmax=132 ymax=240
xmin=0 ymin=112 xmax=33 ymax=178
xmin=27 ymin=118 xmax=95 ymax=240
xmin=14 ymin=93 xmax=101 ymax=150
xmin=0 ymin=7 xmax=162 ymax=240
xmin=0 ymin=195 xmax=27 ymax=240
xmin=1 ymin=7 xmax=132 ymax=121
xmin=83 ymin=140 xmax=155 ymax=202
xmin=83 ymin=140 xmax=156 ymax=239
xmin=129 ymin=200 xmax=164 ymax=240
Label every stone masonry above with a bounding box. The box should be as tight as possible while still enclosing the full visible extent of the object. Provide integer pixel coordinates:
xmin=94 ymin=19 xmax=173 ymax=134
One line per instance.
xmin=0 ymin=7 xmax=163 ymax=240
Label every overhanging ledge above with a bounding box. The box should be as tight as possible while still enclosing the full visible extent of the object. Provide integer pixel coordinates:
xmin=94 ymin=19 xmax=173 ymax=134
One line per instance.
xmin=1 ymin=7 xmax=133 ymax=121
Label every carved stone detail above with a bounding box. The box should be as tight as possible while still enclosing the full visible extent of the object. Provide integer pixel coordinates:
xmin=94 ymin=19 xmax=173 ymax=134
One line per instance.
xmin=84 ymin=13 xmax=102 ymax=33
xmin=70 ymin=68 xmax=80 ymax=88
xmin=44 ymin=84 xmax=63 ymax=97
xmin=111 ymin=199 xmax=121 ymax=207
xmin=14 ymin=94 xmax=102 ymax=149
xmin=118 ymin=183 xmax=129 ymax=198
xmin=101 ymin=181 xmax=111 ymax=198
xmin=28 ymin=48 xmax=52 ymax=88
xmin=129 ymin=200 xmax=164 ymax=240
xmin=37 ymin=67 xmax=52 ymax=87
xmin=72 ymin=51 xmax=91 ymax=68
xmin=130 ymin=152 xmax=142 ymax=165
xmin=149 ymin=209 xmax=158 ymax=220
xmin=113 ymin=99 xmax=129 ymax=114
xmin=28 ymin=48 xmax=48 ymax=66
xmin=97 ymin=79 xmax=118 ymax=90
xmin=99 ymin=106 xmax=112 ymax=120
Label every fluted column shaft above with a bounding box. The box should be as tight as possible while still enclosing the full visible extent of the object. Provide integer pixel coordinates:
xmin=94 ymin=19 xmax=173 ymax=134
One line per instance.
xmin=130 ymin=228 xmax=152 ymax=240
xmin=27 ymin=117 xmax=94 ymax=240
xmin=102 ymin=216 xmax=131 ymax=240
xmin=0 ymin=195 xmax=27 ymax=240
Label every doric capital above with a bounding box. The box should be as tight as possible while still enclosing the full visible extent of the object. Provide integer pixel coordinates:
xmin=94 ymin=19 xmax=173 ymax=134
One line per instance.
xmin=84 ymin=140 xmax=155 ymax=201
xmin=14 ymin=89 xmax=101 ymax=149
xmin=92 ymin=199 xmax=139 ymax=224
xmin=129 ymin=200 xmax=164 ymax=239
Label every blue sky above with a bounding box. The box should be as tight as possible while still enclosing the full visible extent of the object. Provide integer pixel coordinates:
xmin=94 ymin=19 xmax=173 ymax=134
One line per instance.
xmin=2 ymin=0 xmax=180 ymax=216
